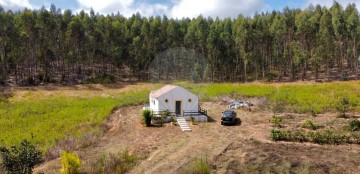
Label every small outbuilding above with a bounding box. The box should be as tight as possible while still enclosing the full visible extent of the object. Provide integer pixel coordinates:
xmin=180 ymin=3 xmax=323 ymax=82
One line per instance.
xmin=145 ymin=85 xmax=207 ymax=122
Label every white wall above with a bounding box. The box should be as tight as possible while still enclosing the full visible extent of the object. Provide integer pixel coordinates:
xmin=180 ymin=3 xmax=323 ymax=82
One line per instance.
xmin=149 ymin=96 xmax=159 ymax=112
xmin=151 ymin=86 xmax=198 ymax=115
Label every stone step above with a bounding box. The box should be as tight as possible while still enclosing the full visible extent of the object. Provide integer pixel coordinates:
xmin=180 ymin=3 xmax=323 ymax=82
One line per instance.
xmin=177 ymin=117 xmax=191 ymax=132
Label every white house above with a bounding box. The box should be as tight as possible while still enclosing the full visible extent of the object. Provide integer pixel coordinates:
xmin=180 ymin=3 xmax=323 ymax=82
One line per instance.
xmin=146 ymin=85 xmax=207 ymax=122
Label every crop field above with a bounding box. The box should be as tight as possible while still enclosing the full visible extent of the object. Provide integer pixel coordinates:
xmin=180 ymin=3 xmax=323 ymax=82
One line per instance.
xmin=1 ymin=81 xmax=360 ymax=152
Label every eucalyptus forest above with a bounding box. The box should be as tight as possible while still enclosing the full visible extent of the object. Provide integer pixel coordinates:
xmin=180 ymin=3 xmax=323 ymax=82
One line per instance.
xmin=0 ymin=1 xmax=360 ymax=85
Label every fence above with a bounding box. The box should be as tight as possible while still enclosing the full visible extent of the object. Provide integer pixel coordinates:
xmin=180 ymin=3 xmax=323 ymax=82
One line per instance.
xmin=144 ymin=103 xmax=208 ymax=117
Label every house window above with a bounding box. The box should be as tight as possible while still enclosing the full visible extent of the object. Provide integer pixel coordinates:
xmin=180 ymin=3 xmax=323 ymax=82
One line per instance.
xmin=165 ymin=99 xmax=168 ymax=103
xmin=153 ymin=99 xmax=155 ymax=105
xmin=188 ymin=99 xmax=192 ymax=102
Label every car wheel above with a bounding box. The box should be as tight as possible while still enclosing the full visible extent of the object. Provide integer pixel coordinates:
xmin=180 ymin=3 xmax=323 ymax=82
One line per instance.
xmin=221 ymin=121 xmax=224 ymax=125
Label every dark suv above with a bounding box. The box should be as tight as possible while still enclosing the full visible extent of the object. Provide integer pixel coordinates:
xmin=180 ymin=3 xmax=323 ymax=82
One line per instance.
xmin=221 ymin=109 xmax=237 ymax=125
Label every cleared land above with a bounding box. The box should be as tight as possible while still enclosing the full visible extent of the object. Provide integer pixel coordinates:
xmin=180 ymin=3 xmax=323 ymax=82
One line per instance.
xmin=34 ymin=102 xmax=360 ymax=173
xmin=1 ymin=81 xmax=360 ymax=173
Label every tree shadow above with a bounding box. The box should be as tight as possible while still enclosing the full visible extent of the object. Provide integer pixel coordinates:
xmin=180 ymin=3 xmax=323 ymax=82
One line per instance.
xmin=148 ymin=124 xmax=165 ymax=128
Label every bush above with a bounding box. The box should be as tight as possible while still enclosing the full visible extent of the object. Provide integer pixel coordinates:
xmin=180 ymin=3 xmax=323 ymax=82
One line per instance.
xmin=170 ymin=116 xmax=176 ymax=123
xmin=0 ymin=139 xmax=43 ymax=174
xmin=301 ymin=120 xmax=319 ymax=130
xmin=271 ymin=129 xmax=291 ymax=141
xmin=348 ymin=120 xmax=360 ymax=131
xmin=60 ymin=151 xmax=81 ymax=174
xmin=270 ymin=116 xmax=283 ymax=127
xmin=184 ymin=157 xmax=211 ymax=174
xmin=271 ymin=129 xmax=349 ymax=144
xmin=336 ymin=97 xmax=350 ymax=117
xmin=271 ymin=129 xmax=284 ymax=141
xmin=142 ymin=110 xmax=152 ymax=127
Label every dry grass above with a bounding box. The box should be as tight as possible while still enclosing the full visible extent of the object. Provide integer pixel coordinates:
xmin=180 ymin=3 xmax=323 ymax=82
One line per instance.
xmin=33 ymin=102 xmax=360 ymax=174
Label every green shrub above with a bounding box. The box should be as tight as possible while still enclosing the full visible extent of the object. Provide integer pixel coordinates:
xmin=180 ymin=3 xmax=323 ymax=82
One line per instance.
xmin=270 ymin=129 xmax=289 ymax=141
xmin=336 ymin=97 xmax=350 ymax=117
xmin=348 ymin=120 xmax=360 ymax=131
xmin=319 ymin=130 xmax=348 ymax=144
xmin=162 ymin=109 xmax=171 ymax=117
xmin=291 ymin=131 xmax=306 ymax=142
xmin=270 ymin=129 xmax=282 ymax=141
xmin=119 ymin=150 xmax=137 ymax=173
xmin=170 ymin=116 xmax=176 ymax=123
xmin=60 ymin=151 xmax=81 ymax=174
xmin=184 ymin=157 xmax=211 ymax=174
xmin=159 ymin=110 xmax=170 ymax=126
xmin=0 ymin=139 xmax=43 ymax=174
xmin=301 ymin=120 xmax=319 ymax=130
xmin=271 ymin=129 xmax=349 ymax=144
xmin=270 ymin=116 xmax=283 ymax=127
xmin=142 ymin=110 xmax=152 ymax=127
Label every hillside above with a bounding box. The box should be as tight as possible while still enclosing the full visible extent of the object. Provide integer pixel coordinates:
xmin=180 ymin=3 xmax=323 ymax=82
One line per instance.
xmin=1 ymin=81 xmax=360 ymax=173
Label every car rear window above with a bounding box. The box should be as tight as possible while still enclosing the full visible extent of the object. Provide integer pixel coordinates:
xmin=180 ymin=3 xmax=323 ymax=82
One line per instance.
xmin=223 ymin=111 xmax=233 ymax=117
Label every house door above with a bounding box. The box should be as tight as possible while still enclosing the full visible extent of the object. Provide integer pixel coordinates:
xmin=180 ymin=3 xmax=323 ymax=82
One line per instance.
xmin=175 ymin=101 xmax=182 ymax=116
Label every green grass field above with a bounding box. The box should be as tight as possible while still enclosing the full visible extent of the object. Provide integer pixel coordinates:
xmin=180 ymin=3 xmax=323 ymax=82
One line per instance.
xmin=180 ymin=81 xmax=360 ymax=113
xmin=1 ymin=81 xmax=360 ymax=150
xmin=0 ymin=85 xmax=150 ymax=150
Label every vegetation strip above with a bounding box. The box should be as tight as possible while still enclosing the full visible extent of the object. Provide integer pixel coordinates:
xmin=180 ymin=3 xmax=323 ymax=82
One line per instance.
xmin=1 ymin=81 xmax=360 ymax=150
xmin=271 ymin=129 xmax=360 ymax=144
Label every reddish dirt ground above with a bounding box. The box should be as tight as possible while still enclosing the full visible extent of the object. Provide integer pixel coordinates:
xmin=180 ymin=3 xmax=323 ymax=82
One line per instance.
xmin=34 ymin=102 xmax=360 ymax=174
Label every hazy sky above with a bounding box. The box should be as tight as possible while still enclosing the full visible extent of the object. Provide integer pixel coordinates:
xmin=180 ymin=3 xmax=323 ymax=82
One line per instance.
xmin=0 ymin=0 xmax=359 ymax=18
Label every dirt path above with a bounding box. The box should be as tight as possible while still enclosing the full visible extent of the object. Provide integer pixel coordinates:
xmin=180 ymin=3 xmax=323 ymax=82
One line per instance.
xmin=34 ymin=102 xmax=360 ymax=173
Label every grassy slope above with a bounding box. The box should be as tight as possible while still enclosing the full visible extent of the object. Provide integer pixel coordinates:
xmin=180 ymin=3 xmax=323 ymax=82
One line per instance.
xmin=1 ymin=81 xmax=360 ymax=150
xmin=0 ymin=85 xmax=150 ymax=150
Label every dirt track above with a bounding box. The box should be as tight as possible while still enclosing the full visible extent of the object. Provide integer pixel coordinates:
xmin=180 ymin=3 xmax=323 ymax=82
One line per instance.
xmin=35 ymin=102 xmax=360 ymax=174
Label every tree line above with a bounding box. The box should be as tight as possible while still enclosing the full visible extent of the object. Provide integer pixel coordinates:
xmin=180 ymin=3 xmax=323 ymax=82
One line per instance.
xmin=0 ymin=1 xmax=360 ymax=85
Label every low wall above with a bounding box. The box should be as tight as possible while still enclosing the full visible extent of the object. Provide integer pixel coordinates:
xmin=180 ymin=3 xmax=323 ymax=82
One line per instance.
xmin=151 ymin=115 xmax=208 ymax=124
xmin=184 ymin=115 xmax=208 ymax=122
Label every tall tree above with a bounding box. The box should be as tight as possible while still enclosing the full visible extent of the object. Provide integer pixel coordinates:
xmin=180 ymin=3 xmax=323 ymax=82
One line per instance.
xmin=344 ymin=3 xmax=359 ymax=73
xmin=319 ymin=7 xmax=335 ymax=79
xmin=331 ymin=1 xmax=346 ymax=76
xmin=270 ymin=13 xmax=286 ymax=81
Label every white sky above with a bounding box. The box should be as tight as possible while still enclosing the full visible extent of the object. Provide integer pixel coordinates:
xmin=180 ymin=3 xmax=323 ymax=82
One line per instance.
xmin=1 ymin=0 xmax=360 ymax=18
